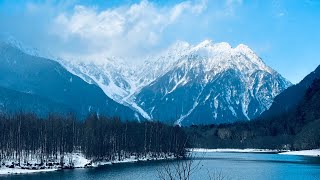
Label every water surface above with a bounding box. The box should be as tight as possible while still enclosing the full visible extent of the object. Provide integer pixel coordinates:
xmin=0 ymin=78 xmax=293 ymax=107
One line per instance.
xmin=2 ymin=152 xmax=320 ymax=180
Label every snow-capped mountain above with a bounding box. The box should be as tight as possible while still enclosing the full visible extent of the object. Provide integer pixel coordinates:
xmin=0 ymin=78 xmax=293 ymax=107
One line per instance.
xmin=56 ymin=40 xmax=291 ymax=125
xmin=1 ymin=36 xmax=291 ymax=125
xmin=0 ymin=41 xmax=142 ymax=121
xmin=0 ymin=34 xmax=44 ymax=58
xmin=134 ymin=40 xmax=291 ymax=125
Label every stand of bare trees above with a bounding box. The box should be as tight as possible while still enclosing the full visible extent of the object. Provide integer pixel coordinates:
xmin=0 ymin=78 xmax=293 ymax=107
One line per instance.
xmin=0 ymin=112 xmax=188 ymax=167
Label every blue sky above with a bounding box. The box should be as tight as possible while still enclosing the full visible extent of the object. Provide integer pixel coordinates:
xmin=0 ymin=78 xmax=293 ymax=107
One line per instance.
xmin=0 ymin=0 xmax=319 ymax=83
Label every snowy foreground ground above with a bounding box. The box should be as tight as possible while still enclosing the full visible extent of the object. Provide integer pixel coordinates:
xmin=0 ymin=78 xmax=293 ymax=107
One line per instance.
xmin=0 ymin=153 xmax=174 ymax=175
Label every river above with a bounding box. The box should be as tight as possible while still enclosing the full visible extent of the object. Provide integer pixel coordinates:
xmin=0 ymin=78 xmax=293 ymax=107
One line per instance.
xmin=2 ymin=152 xmax=320 ymax=180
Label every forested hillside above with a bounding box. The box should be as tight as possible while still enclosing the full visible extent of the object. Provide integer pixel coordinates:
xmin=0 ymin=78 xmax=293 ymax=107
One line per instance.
xmin=186 ymin=77 xmax=320 ymax=150
xmin=260 ymin=65 xmax=320 ymax=119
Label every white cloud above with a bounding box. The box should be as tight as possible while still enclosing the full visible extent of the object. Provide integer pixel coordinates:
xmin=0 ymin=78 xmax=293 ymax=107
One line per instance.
xmin=170 ymin=0 xmax=207 ymax=21
xmin=1 ymin=0 xmax=243 ymax=63
xmin=51 ymin=0 xmax=208 ymax=60
xmin=55 ymin=6 xmax=125 ymax=39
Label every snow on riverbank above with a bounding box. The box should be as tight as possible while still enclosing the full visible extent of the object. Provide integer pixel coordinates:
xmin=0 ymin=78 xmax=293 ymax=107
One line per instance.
xmin=0 ymin=153 xmax=175 ymax=176
xmin=191 ymin=148 xmax=320 ymax=157
xmin=0 ymin=153 xmax=89 ymax=175
xmin=0 ymin=167 xmax=57 ymax=175
xmin=280 ymin=149 xmax=320 ymax=157
xmin=190 ymin=148 xmax=282 ymax=153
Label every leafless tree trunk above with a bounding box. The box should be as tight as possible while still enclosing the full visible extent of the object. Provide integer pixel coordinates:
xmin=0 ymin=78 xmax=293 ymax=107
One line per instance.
xmin=157 ymin=152 xmax=229 ymax=180
xmin=157 ymin=152 xmax=201 ymax=180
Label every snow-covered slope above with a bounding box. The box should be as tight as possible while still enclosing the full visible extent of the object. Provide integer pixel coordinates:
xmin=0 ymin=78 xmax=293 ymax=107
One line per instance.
xmin=58 ymin=40 xmax=291 ymax=125
xmin=57 ymin=58 xmax=152 ymax=119
xmin=134 ymin=40 xmax=291 ymax=125
xmin=2 ymin=36 xmax=291 ymax=124
xmin=0 ymin=41 xmax=142 ymax=121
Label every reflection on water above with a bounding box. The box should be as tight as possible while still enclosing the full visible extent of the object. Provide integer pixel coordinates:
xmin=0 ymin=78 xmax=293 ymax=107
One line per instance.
xmin=2 ymin=152 xmax=320 ymax=180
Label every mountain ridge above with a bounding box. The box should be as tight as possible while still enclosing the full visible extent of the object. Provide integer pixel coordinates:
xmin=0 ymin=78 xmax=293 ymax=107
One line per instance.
xmin=133 ymin=40 xmax=291 ymax=125
xmin=259 ymin=65 xmax=320 ymax=119
xmin=0 ymin=42 xmax=142 ymax=120
xmin=56 ymin=40 xmax=291 ymax=125
xmin=0 ymin=37 xmax=292 ymax=124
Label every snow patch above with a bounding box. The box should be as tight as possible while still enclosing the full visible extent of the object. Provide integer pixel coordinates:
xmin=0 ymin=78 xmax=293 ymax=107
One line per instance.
xmin=190 ymin=148 xmax=281 ymax=153
xmin=0 ymin=167 xmax=57 ymax=175
xmin=280 ymin=149 xmax=320 ymax=157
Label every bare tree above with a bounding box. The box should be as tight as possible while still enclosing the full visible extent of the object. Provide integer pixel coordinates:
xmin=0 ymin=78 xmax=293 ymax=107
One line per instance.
xmin=157 ymin=152 xmax=201 ymax=180
xmin=157 ymin=151 xmax=229 ymax=180
xmin=207 ymin=169 xmax=229 ymax=180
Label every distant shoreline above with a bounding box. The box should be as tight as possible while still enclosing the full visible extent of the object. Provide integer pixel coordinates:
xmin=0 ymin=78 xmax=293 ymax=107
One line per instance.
xmin=190 ymin=148 xmax=320 ymax=157
xmin=190 ymin=148 xmax=285 ymax=153
xmin=279 ymin=149 xmax=320 ymax=157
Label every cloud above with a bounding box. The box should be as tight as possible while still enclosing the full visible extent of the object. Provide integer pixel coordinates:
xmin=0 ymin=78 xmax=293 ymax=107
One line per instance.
xmin=0 ymin=0 xmax=243 ymax=63
xmin=51 ymin=0 xmax=208 ymax=60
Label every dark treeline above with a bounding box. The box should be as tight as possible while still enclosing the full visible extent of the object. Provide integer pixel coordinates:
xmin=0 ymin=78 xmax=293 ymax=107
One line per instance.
xmin=186 ymin=79 xmax=320 ymax=150
xmin=0 ymin=112 xmax=188 ymax=166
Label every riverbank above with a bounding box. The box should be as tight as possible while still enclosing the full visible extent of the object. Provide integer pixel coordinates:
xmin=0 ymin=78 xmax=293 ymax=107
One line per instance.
xmin=0 ymin=168 xmax=57 ymax=175
xmin=191 ymin=148 xmax=320 ymax=157
xmin=0 ymin=153 xmax=175 ymax=175
xmin=190 ymin=148 xmax=284 ymax=153
xmin=279 ymin=149 xmax=320 ymax=157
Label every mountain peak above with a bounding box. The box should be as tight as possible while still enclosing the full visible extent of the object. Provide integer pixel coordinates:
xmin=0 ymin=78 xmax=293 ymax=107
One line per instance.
xmin=0 ymin=34 xmax=58 ymax=61
xmin=195 ymin=40 xmax=232 ymax=51
xmin=196 ymin=39 xmax=214 ymax=47
xmin=214 ymin=42 xmax=232 ymax=49
xmin=235 ymin=44 xmax=255 ymax=55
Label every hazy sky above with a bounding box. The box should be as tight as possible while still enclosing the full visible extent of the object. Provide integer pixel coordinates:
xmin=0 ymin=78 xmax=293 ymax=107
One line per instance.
xmin=0 ymin=0 xmax=319 ymax=83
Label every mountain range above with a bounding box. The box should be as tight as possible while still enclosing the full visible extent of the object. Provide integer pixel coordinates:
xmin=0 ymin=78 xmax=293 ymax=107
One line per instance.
xmin=0 ymin=37 xmax=292 ymax=125
xmin=57 ymin=40 xmax=291 ymax=125
xmin=0 ymin=42 xmax=141 ymax=120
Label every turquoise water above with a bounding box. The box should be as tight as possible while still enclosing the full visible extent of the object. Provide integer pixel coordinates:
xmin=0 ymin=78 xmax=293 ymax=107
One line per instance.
xmin=2 ymin=152 xmax=320 ymax=180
